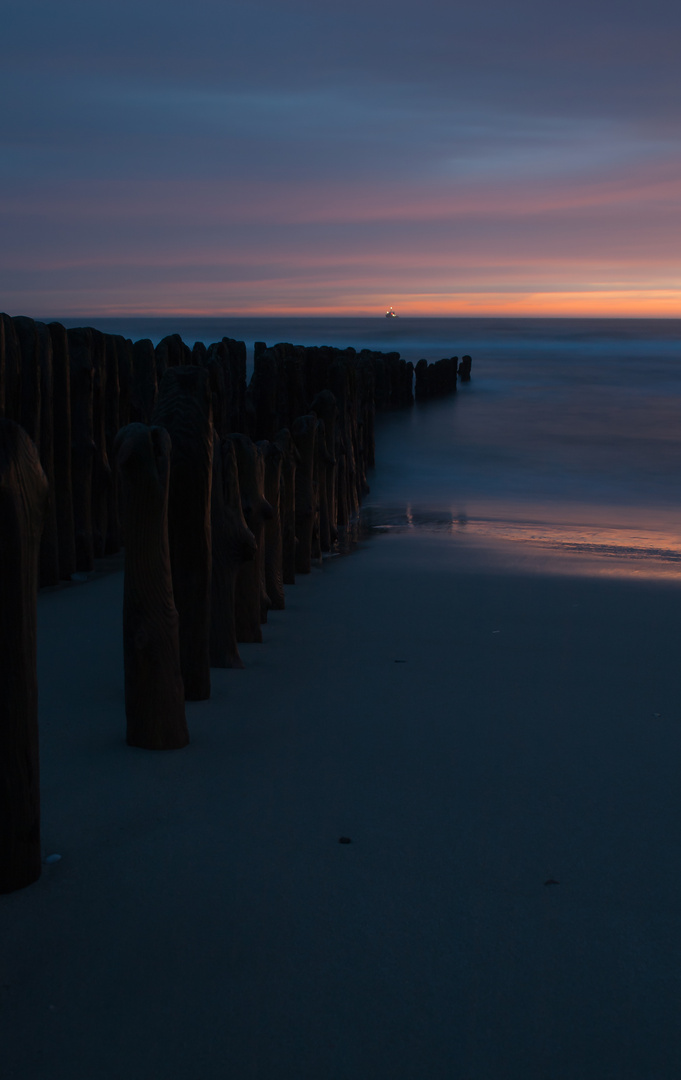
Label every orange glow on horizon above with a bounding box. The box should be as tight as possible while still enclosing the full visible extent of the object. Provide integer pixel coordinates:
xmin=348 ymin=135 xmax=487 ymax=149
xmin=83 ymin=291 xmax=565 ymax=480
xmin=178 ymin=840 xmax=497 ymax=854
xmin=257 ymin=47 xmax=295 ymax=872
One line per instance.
xmin=42 ymin=289 xmax=681 ymax=320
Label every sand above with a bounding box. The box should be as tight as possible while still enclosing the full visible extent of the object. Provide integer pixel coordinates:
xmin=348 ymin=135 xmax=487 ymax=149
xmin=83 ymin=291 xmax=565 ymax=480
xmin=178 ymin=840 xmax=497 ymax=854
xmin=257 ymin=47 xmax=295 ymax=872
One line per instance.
xmin=3 ymin=531 xmax=681 ymax=1079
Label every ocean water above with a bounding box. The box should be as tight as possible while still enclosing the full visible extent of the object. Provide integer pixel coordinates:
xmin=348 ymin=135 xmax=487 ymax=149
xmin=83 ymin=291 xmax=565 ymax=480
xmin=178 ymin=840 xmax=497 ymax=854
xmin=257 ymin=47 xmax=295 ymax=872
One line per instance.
xmin=58 ymin=316 xmax=681 ymax=576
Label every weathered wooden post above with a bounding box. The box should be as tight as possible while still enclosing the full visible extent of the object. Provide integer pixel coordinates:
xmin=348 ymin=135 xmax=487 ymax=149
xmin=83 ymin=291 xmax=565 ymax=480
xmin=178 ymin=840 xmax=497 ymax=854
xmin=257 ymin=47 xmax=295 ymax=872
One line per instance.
xmin=458 ymin=355 xmax=472 ymax=381
xmin=259 ymin=439 xmax=285 ymax=610
xmin=130 ymin=339 xmax=158 ymax=424
xmin=12 ymin=316 xmax=41 ymax=449
xmin=35 ymin=322 xmax=59 ymax=586
xmin=222 ymin=337 xmax=247 ymax=432
xmin=251 ymin=348 xmax=280 ymax=440
xmin=357 ymin=353 xmax=376 ymax=472
xmin=152 ymin=367 xmax=213 ymax=701
xmin=273 ymin=428 xmax=299 ymax=585
xmin=311 ymin=389 xmax=337 ymax=551
xmin=310 ymin=419 xmax=323 ymax=564
xmin=115 ymin=423 xmax=188 ymax=749
xmin=0 ymin=420 xmax=48 ymax=892
xmin=202 ymin=350 xmax=228 ymax=439
xmin=329 ymin=360 xmax=360 ymax=540
xmin=115 ymin=336 xmax=133 ymax=429
xmin=1 ymin=314 xmax=21 ymax=422
xmin=209 ymin=435 xmax=256 ymax=668
xmin=89 ymin=328 xmax=110 ymax=559
xmin=67 ymin=327 xmax=95 ymax=572
xmin=13 ymin=316 xmax=60 ymax=585
xmin=192 ymin=341 xmax=208 ymax=365
xmin=230 ymin=433 xmax=272 ymax=642
xmin=104 ymin=335 xmax=121 ymax=554
xmin=292 ymin=414 xmax=318 ymax=574
xmin=414 ymin=358 xmax=430 ymax=400
xmin=156 ymin=334 xmax=190 ymax=381
xmin=0 ymin=316 xmax=5 ymax=417
xmin=48 ymin=322 xmax=76 ymax=580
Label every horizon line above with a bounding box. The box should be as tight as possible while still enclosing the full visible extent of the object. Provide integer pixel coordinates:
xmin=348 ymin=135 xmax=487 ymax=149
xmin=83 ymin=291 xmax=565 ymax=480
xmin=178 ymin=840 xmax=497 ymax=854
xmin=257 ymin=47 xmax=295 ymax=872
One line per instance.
xmin=22 ymin=311 xmax=681 ymax=322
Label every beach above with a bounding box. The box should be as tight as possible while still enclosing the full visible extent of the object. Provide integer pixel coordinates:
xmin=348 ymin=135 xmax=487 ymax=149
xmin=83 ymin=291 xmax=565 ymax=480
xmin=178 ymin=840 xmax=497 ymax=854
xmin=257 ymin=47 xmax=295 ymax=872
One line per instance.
xmin=3 ymin=528 xmax=681 ymax=1078
xmin=6 ymin=0 xmax=681 ymax=1066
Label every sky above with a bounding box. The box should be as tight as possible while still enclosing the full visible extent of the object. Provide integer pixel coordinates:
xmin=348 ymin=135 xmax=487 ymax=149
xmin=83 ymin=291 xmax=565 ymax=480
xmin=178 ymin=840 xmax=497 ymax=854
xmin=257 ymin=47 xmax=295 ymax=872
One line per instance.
xmin=1 ymin=0 xmax=680 ymax=317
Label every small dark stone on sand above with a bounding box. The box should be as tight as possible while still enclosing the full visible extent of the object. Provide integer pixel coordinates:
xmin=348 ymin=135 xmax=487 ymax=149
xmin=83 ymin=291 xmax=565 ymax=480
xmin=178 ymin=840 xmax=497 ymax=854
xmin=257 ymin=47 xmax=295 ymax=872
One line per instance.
xmin=544 ymin=878 xmax=560 ymax=886
xmin=394 ymin=659 xmax=407 ymax=663
xmin=338 ymin=837 xmax=352 ymax=844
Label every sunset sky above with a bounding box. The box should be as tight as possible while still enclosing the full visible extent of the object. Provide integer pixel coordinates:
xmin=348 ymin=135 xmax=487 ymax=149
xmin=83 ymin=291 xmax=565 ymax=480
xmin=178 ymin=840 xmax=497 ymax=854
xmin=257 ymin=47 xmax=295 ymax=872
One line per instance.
xmin=2 ymin=0 xmax=680 ymax=317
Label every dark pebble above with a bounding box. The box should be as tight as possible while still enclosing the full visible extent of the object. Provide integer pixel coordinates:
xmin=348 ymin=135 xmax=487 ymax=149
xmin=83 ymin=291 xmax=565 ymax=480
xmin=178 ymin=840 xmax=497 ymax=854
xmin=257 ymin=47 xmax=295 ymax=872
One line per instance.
xmin=338 ymin=837 xmax=352 ymax=844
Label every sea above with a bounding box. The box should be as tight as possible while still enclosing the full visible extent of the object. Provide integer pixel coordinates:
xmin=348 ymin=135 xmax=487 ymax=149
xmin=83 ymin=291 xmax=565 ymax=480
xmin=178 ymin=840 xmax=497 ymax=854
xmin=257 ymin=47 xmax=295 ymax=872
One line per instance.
xmin=56 ymin=315 xmax=681 ymax=578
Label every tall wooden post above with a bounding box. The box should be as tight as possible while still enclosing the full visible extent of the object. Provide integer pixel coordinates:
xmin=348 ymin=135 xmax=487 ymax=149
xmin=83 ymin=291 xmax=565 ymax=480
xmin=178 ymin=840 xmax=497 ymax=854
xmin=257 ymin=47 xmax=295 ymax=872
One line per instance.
xmin=230 ymin=433 xmax=273 ymax=642
xmin=292 ymin=414 xmax=318 ymax=574
xmin=35 ymin=322 xmax=59 ymax=586
xmin=104 ymin=335 xmax=121 ymax=554
xmin=152 ymin=367 xmax=213 ymax=701
xmin=0 ymin=314 xmax=21 ymax=423
xmin=0 ymin=420 xmax=48 ymax=893
xmin=260 ymin=439 xmax=285 ymax=610
xmin=209 ymin=435 xmax=256 ymax=669
xmin=48 ymin=322 xmax=76 ymax=580
xmin=89 ymin=328 xmax=110 ymax=559
xmin=115 ymin=423 xmax=188 ymax=750
xmin=274 ymin=429 xmax=300 ymax=585
xmin=67 ymin=327 xmax=95 ymax=572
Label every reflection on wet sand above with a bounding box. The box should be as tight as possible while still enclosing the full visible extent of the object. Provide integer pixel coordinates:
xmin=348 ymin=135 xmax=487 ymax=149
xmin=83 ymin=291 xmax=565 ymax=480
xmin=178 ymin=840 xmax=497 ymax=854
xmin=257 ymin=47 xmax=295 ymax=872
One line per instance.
xmin=362 ymin=506 xmax=681 ymax=579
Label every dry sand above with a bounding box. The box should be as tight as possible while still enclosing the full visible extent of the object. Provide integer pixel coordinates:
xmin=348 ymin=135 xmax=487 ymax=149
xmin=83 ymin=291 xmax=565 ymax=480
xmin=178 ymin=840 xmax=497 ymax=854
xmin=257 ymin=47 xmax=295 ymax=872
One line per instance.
xmin=3 ymin=532 xmax=681 ymax=1079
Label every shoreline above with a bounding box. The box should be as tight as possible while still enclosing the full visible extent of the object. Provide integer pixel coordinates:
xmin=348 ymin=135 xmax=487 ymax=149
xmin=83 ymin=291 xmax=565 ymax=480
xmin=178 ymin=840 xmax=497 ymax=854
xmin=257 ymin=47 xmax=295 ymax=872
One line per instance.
xmin=3 ymin=531 xmax=681 ymax=1076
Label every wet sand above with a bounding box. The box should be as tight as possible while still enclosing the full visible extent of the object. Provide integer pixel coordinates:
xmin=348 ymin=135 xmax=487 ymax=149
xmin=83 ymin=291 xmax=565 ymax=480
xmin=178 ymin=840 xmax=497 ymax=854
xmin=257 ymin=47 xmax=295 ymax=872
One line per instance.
xmin=3 ymin=532 xmax=681 ymax=1079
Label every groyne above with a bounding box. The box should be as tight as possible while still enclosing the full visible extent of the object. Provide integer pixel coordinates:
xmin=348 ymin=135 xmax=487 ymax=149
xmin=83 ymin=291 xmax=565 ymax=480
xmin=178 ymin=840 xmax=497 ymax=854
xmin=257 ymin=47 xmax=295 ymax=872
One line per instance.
xmin=0 ymin=312 xmax=469 ymax=892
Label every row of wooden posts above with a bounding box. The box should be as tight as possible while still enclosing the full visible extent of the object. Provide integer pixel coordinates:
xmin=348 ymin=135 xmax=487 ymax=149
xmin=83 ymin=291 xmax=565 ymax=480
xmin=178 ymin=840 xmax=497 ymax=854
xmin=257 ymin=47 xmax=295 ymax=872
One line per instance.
xmin=0 ymin=312 xmax=468 ymax=894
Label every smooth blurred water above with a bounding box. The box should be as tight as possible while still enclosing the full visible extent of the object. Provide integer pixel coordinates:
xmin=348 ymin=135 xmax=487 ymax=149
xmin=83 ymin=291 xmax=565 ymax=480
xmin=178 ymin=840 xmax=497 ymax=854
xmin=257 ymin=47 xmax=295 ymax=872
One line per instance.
xmin=57 ymin=315 xmax=681 ymax=573
xmin=369 ymin=347 xmax=681 ymax=515
xmin=358 ymin=321 xmax=681 ymax=574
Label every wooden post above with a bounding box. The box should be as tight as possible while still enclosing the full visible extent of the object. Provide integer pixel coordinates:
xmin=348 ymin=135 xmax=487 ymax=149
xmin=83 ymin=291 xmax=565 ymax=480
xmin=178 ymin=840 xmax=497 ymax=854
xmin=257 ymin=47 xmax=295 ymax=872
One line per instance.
xmin=0 ymin=420 xmax=48 ymax=892
xmin=104 ymin=335 xmax=121 ymax=554
xmin=115 ymin=337 xmax=133 ymax=429
xmin=260 ymin=439 xmax=285 ymax=610
xmin=0 ymin=314 xmax=21 ymax=423
xmin=48 ymin=322 xmax=76 ymax=580
xmin=209 ymin=435 xmax=256 ymax=669
xmin=230 ymin=433 xmax=272 ymax=642
xmin=12 ymin=316 xmax=41 ymax=449
xmin=115 ymin=423 xmax=188 ymax=749
xmin=67 ymin=328 xmax=95 ymax=572
xmin=273 ymin=429 xmax=299 ymax=585
xmin=13 ymin=317 xmax=59 ymax=585
xmin=130 ymin=339 xmax=158 ymax=424
xmin=292 ymin=414 xmax=318 ymax=574
xmin=35 ymin=323 xmax=59 ymax=586
xmin=89 ymin=328 xmax=110 ymax=559
xmin=311 ymin=390 xmax=338 ymax=550
xmin=152 ymin=367 xmax=213 ymax=701
xmin=0 ymin=314 xmax=5 ymax=416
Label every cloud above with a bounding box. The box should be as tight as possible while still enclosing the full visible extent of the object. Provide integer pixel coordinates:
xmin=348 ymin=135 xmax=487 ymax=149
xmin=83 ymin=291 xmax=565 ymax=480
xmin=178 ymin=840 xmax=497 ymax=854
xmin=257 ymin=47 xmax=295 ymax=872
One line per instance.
xmin=1 ymin=0 xmax=680 ymax=314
